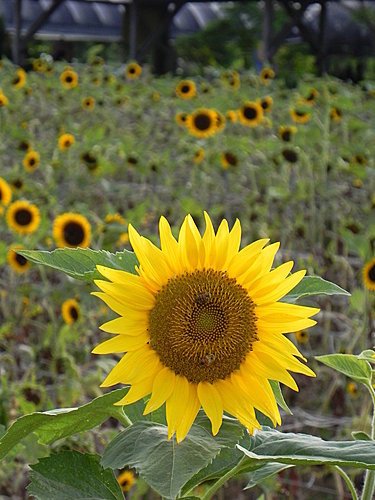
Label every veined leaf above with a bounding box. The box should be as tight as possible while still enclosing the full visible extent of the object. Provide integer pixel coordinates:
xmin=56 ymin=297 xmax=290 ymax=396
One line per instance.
xmin=283 ymin=276 xmax=350 ymax=302
xmin=316 ymin=354 xmax=372 ymax=385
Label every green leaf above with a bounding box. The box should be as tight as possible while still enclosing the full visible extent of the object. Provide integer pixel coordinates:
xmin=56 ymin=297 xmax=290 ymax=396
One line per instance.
xmin=245 ymin=463 xmax=294 ymax=489
xmin=18 ymin=248 xmax=138 ymax=281
xmin=269 ymin=381 xmax=292 ymax=415
xmin=0 ymin=389 xmax=127 ymax=460
xmin=28 ymin=451 xmax=123 ymax=500
xmin=358 ymin=349 xmax=375 ymax=364
xmin=316 ymin=354 xmax=372 ymax=384
xmin=101 ymin=418 xmax=242 ymax=499
xmin=237 ymin=428 xmax=375 ymax=469
xmin=352 ymin=431 xmax=371 ymax=441
xmin=283 ymin=276 xmax=350 ymax=302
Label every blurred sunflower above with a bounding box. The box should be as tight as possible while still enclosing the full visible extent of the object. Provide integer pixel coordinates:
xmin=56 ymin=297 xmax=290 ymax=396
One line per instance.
xmin=193 ymin=148 xmax=205 ymax=165
xmin=175 ymin=111 xmax=188 ymax=126
xmin=330 ymin=107 xmax=342 ymax=122
xmin=186 ymin=108 xmax=217 ymax=138
xmin=0 ymin=177 xmax=12 ymax=208
xmin=117 ymin=232 xmax=130 ymax=247
xmin=58 ymin=133 xmax=75 ymax=151
xmin=301 ymin=88 xmax=319 ymax=106
xmin=238 ymin=101 xmax=263 ymax=127
xmin=81 ymin=96 xmax=95 ymax=111
xmin=290 ymin=108 xmax=311 ymax=124
xmin=282 ymin=148 xmax=298 ymax=163
xmin=279 ymin=125 xmax=297 ymax=142
xmin=259 ymin=96 xmax=273 ymax=113
xmin=260 ymin=67 xmax=275 ymax=85
xmin=53 ymin=213 xmax=91 ymax=248
xmin=221 ymin=151 xmax=238 ymax=169
xmin=61 ymin=299 xmax=80 ymax=325
xmin=60 ymin=68 xmax=78 ymax=89
xmin=214 ymin=111 xmax=226 ymax=133
xmin=93 ymin=213 xmax=318 ymax=442
xmin=12 ymin=68 xmax=27 ymax=89
xmin=363 ymin=258 xmax=375 ymax=291
xmin=105 ymin=212 xmax=126 ymax=225
xmin=81 ymin=152 xmax=98 ymax=171
xmin=294 ymin=330 xmax=309 ymax=345
xmin=7 ymin=245 xmax=30 ymax=273
xmin=22 ymin=150 xmax=40 ymax=172
xmin=351 ymin=154 xmax=367 ymax=166
xmin=175 ymin=80 xmax=197 ymax=100
xmin=117 ymin=470 xmax=135 ymax=493
xmin=125 ymin=62 xmax=142 ymax=80
xmin=6 ymin=200 xmax=41 ymax=235
xmin=346 ymin=381 xmax=359 ymax=398
xmin=0 ymin=90 xmax=9 ymax=107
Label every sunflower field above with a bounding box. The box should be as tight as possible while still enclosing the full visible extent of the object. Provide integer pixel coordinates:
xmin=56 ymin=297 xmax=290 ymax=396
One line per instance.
xmin=0 ymin=56 xmax=375 ymax=499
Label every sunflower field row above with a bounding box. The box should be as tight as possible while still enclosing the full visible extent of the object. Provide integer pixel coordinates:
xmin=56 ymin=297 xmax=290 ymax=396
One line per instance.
xmin=0 ymin=57 xmax=374 ymax=497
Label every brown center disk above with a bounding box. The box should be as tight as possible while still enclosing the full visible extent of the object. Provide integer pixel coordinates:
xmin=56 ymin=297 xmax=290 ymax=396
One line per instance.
xmin=148 ymin=269 xmax=258 ymax=384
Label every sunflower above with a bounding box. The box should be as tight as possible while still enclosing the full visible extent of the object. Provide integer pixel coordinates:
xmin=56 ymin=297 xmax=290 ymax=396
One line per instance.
xmin=53 ymin=212 xmax=91 ymax=248
xmin=12 ymin=68 xmax=27 ymax=89
xmin=6 ymin=200 xmax=40 ymax=235
xmin=7 ymin=245 xmax=30 ymax=273
xmin=0 ymin=91 xmax=9 ymax=107
xmin=282 ymin=148 xmax=298 ymax=164
xmin=346 ymin=381 xmax=359 ymax=398
xmin=0 ymin=177 xmax=12 ymax=207
xmin=60 ymin=68 xmax=78 ymax=89
xmin=351 ymin=154 xmax=367 ymax=166
xmin=290 ymin=108 xmax=311 ymax=124
xmin=175 ymin=112 xmax=188 ymax=127
xmin=22 ymin=150 xmax=40 ymax=172
xmin=58 ymin=133 xmax=75 ymax=151
xmin=117 ymin=470 xmax=135 ymax=492
xmin=279 ymin=125 xmax=297 ymax=142
xmin=221 ymin=152 xmax=238 ymax=169
xmin=93 ymin=213 xmax=318 ymax=442
xmin=193 ymin=148 xmax=205 ymax=165
xmin=81 ymin=96 xmax=95 ymax=111
xmin=81 ymin=152 xmax=98 ymax=171
xmin=238 ymin=101 xmax=263 ymax=127
xmin=61 ymin=299 xmax=80 ymax=324
xmin=125 ymin=62 xmax=142 ymax=80
xmin=301 ymin=88 xmax=319 ymax=106
xmin=330 ymin=107 xmax=342 ymax=123
xmin=260 ymin=67 xmax=275 ymax=85
xmin=214 ymin=111 xmax=226 ymax=133
xmin=186 ymin=108 xmax=217 ymax=138
xmin=226 ymin=110 xmax=238 ymax=123
xmin=175 ymin=80 xmax=197 ymax=100
xmin=294 ymin=330 xmax=309 ymax=345
xmin=363 ymin=258 xmax=375 ymax=291
xmin=259 ymin=96 xmax=273 ymax=113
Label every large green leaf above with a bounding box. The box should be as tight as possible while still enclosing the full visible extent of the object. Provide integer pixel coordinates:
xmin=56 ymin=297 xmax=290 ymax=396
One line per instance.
xmin=28 ymin=451 xmax=123 ymax=500
xmin=101 ymin=417 xmax=243 ymax=499
xmin=0 ymin=389 xmax=127 ymax=460
xmin=245 ymin=463 xmax=294 ymax=489
xmin=283 ymin=276 xmax=350 ymax=302
xmin=316 ymin=354 xmax=372 ymax=385
xmin=238 ymin=428 xmax=375 ymax=469
xmin=269 ymin=381 xmax=292 ymax=415
xmin=18 ymin=248 xmax=138 ymax=281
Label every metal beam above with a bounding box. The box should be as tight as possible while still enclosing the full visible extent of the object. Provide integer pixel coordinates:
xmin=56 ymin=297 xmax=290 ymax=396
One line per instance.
xmin=262 ymin=0 xmax=274 ymax=63
xmin=317 ymin=0 xmax=328 ymax=74
xmin=129 ymin=0 xmax=138 ymax=59
xmin=278 ymin=0 xmax=319 ymax=52
xmin=12 ymin=0 xmax=22 ymax=65
xmin=22 ymin=0 xmax=66 ymax=43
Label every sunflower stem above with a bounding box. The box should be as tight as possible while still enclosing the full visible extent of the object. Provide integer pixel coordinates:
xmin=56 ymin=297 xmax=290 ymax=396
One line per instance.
xmin=200 ymin=456 xmax=246 ymax=500
xmin=361 ymin=384 xmax=375 ymax=500
xmin=332 ymin=466 xmax=358 ymax=500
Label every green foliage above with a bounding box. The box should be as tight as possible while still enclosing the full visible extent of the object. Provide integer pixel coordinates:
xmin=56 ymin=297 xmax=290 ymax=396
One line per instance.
xmin=19 ymin=248 xmax=138 ymax=281
xmin=28 ymin=451 xmax=123 ymax=500
xmin=283 ymin=276 xmax=350 ymax=302
xmin=0 ymin=389 xmax=127 ymax=461
xmin=316 ymin=353 xmax=372 ymax=385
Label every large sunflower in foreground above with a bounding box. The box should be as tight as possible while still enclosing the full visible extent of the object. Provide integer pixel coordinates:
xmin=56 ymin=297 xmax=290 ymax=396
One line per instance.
xmin=53 ymin=212 xmax=91 ymax=248
xmin=93 ymin=214 xmax=318 ymax=442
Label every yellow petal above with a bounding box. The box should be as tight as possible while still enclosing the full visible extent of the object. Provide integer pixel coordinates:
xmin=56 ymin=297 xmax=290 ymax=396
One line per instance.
xmin=175 ymin=383 xmax=200 ymax=443
xmin=96 ymin=265 xmax=139 ymax=285
xmin=197 ymin=382 xmax=223 ymax=435
xmin=179 ymin=215 xmax=201 ymax=270
xmin=100 ymin=347 xmax=157 ymax=387
xmin=94 ymin=280 xmax=155 ymax=309
xmin=92 ymin=333 xmax=149 ymax=354
xmin=159 ymin=217 xmax=181 ymax=274
xmin=256 ymin=302 xmax=320 ymax=320
xmin=227 ymin=238 xmax=269 ymax=278
xmin=92 ymin=292 xmax=129 ymax=316
xmin=254 ymin=343 xmax=315 ymax=377
xmin=247 ymin=352 xmax=299 ymax=391
xmin=99 ymin=316 xmax=148 ymax=335
xmin=202 ymin=212 xmax=216 ymax=267
xmin=213 ymin=219 xmax=230 ymax=269
xmin=115 ymin=378 xmax=154 ymax=405
xmin=166 ymin=375 xmax=190 ymax=440
xmin=143 ymin=367 xmax=176 ymax=414
xmin=249 ymin=261 xmax=294 ymax=297
xmin=253 ymin=270 xmax=306 ymax=305
xmin=257 ymin=318 xmax=317 ymax=334
xmin=216 ymin=378 xmax=260 ymax=430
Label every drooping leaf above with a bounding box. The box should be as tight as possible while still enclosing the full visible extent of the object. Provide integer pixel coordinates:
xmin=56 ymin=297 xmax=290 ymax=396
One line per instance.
xmin=101 ymin=417 xmax=243 ymax=499
xmin=352 ymin=431 xmax=371 ymax=441
xmin=237 ymin=428 xmax=375 ymax=469
xmin=0 ymin=389 xmax=127 ymax=460
xmin=283 ymin=276 xmax=350 ymax=302
xmin=358 ymin=349 xmax=375 ymax=364
xmin=269 ymin=381 xmax=292 ymax=415
xmin=316 ymin=354 xmax=372 ymax=385
xmin=28 ymin=451 xmax=123 ymax=500
xmin=18 ymin=248 xmax=138 ymax=281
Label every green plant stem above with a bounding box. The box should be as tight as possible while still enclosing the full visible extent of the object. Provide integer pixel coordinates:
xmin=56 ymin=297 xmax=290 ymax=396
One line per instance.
xmin=200 ymin=457 xmax=247 ymax=500
xmin=333 ymin=466 xmax=358 ymax=500
xmin=361 ymin=385 xmax=375 ymax=500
